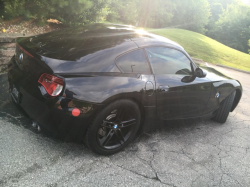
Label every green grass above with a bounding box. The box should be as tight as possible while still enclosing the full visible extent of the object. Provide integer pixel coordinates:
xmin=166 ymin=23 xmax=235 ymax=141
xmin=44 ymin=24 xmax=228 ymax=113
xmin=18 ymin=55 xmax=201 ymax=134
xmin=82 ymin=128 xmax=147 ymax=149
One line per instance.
xmin=149 ymin=28 xmax=250 ymax=72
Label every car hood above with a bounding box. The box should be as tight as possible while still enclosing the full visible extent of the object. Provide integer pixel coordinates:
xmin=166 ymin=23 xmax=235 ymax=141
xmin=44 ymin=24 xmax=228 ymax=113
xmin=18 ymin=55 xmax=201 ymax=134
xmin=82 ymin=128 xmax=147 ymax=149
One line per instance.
xmin=200 ymin=65 xmax=232 ymax=81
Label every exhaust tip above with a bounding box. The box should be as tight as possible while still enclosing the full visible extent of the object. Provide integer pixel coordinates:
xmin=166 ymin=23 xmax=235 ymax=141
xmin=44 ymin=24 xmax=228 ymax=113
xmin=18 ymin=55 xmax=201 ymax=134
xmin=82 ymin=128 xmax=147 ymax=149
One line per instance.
xmin=32 ymin=121 xmax=41 ymax=132
xmin=32 ymin=121 xmax=38 ymax=128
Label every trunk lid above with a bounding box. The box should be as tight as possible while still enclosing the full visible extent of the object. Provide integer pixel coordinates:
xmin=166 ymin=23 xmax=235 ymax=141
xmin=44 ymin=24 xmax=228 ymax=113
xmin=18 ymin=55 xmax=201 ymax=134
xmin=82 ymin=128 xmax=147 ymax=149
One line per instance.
xmin=15 ymin=37 xmax=53 ymax=81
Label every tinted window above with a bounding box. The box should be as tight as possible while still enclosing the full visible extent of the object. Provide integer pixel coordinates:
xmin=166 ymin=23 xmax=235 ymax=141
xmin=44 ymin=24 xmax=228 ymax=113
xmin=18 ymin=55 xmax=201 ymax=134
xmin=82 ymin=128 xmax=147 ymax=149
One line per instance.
xmin=116 ymin=49 xmax=151 ymax=74
xmin=145 ymin=47 xmax=192 ymax=75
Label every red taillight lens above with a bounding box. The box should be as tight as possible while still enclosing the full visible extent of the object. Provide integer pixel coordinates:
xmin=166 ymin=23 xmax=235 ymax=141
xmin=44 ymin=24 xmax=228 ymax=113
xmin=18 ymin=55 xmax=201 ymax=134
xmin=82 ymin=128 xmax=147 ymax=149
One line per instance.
xmin=38 ymin=73 xmax=64 ymax=96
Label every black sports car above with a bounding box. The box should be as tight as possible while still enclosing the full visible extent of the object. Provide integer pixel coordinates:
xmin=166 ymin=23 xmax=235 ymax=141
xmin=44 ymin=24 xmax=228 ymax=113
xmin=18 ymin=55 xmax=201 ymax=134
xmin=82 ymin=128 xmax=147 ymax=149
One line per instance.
xmin=8 ymin=23 xmax=242 ymax=155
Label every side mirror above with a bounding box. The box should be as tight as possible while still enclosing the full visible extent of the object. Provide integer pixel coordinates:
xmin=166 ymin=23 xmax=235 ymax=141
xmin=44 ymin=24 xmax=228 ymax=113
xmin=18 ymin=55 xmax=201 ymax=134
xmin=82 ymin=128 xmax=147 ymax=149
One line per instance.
xmin=195 ymin=67 xmax=207 ymax=78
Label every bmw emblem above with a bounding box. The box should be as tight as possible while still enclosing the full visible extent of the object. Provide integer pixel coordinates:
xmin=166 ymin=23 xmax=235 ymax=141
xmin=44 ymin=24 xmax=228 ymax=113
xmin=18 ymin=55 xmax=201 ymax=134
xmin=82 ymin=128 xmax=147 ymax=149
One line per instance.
xmin=215 ymin=92 xmax=220 ymax=98
xmin=19 ymin=53 xmax=23 ymax=62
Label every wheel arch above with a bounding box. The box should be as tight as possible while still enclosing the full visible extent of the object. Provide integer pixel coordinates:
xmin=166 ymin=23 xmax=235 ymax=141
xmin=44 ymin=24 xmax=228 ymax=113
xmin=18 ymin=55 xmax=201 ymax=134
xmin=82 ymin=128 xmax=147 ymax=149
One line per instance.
xmin=231 ymin=88 xmax=242 ymax=112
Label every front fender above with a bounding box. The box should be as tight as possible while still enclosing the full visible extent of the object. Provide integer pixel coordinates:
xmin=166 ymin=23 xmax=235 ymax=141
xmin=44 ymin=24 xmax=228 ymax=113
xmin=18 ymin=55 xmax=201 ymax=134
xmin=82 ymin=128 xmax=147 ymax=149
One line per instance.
xmin=213 ymin=80 xmax=242 ymax=112
xmin=203 ymin=79 xmax=242 ymax=115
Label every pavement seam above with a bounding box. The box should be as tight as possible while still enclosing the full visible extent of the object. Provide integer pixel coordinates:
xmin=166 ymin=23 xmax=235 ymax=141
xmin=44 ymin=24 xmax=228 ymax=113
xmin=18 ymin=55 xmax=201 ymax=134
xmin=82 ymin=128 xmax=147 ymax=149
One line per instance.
xmin=114 ymin=164 xmax=174 ymax=186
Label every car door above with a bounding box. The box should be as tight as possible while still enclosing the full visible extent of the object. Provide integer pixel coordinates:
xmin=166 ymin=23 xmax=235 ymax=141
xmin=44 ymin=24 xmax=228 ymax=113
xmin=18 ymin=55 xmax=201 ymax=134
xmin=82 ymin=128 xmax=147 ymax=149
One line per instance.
xmin=145 ymin=47 xmax=212 ymax=120
xmin=115 ymin=49 xmax=156 ymax=107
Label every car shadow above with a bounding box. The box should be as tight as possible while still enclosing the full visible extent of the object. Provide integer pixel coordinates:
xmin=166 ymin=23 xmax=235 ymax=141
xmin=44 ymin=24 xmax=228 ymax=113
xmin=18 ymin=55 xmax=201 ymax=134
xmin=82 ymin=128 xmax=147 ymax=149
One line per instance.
xmin=134 ymin=116 xmax=222 ymax=146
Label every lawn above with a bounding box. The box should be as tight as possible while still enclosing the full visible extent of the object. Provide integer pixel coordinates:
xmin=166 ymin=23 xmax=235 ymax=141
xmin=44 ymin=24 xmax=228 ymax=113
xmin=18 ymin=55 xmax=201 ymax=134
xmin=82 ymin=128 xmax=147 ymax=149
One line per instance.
xmin=149 ymin=28 xmax=250 ymax=72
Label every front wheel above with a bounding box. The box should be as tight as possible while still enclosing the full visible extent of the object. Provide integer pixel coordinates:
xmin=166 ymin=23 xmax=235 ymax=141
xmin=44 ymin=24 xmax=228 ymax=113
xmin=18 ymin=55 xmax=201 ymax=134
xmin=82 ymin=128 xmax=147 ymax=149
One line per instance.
xmin=212 ymin=91 xmax=236 ymax=123
xmin=84 ymin=99 xmax=141 ymax=155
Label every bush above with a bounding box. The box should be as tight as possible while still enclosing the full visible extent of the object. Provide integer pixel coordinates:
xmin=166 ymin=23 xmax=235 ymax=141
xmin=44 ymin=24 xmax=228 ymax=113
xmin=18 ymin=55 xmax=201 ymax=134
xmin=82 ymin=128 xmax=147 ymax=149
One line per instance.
xmin=2 ymin=0 xmax=108 ymax=25
xmin=209 ymin=4 xmax=250 ymax=53
xmin=248 ymin=39 xmax=250 ymax=54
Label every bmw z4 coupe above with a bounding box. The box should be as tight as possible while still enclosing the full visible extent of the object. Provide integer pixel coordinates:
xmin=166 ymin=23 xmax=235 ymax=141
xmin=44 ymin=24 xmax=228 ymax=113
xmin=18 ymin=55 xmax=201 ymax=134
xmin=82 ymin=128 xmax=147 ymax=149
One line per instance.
xmin=8 ymin=23 xmax=242 ymax=155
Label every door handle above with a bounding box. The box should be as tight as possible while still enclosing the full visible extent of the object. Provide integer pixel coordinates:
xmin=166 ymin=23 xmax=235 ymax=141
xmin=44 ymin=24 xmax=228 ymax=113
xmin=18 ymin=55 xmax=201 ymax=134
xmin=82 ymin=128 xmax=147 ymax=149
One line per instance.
xmin=158 ymin=85 xmax=170 ymax=92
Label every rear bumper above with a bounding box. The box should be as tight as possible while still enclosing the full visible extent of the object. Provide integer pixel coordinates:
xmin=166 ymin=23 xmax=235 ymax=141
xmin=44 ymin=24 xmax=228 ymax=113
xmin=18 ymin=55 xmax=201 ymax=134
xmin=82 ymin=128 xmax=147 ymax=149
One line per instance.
xmin=7 ymin=57 xmax=102 ymax=141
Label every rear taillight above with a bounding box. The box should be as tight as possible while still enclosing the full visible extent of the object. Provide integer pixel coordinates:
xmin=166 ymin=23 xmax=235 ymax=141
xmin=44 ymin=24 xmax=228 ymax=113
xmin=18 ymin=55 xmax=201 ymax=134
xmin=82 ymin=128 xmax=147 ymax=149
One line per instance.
xmin=38 ymin=73 xmax=64 ymax=96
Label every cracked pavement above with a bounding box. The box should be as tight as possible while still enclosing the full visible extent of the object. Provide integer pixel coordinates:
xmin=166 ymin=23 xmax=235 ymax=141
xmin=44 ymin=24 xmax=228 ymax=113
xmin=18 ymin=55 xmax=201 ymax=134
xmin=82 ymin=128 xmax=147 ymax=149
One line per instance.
xmin=0 ymin=65 xmax=250 ymax=187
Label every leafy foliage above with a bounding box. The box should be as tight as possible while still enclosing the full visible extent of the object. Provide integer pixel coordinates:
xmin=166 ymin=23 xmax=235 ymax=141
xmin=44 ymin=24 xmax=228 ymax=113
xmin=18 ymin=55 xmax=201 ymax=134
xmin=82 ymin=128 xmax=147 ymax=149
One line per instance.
xmin=137 ymin=0 xmax=174 ymax=28
xmin=248 ymin=39 xmax=250 ymax=54
xmin=209 ymin=3 xmax=250 ymax=53
xmin=207 ymin=0 xmax=235 ymax=9
xmin=170 ymin=0 xmax=210 ymax=33
xmin=106 ymin=0 xmax=209 ymax=31
xmin=2 ymin=0 xmax=107 ymax=25
xmin=0 ymin=0 xmax=5 ymax=19
xmin=1 ymin=0 xmax=250 ymax=54
xmin=106 ymin=0 xmax=139 ymax=25
xmin=205 ymin=2 xmax=224 ymax=37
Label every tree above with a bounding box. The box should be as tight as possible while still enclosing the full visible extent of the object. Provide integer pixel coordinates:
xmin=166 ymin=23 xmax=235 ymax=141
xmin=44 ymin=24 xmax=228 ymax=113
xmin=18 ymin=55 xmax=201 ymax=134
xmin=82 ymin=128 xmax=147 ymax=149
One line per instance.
xmin=207 ymin=0 xmax=235 ymax=9
xmin=210 ymin=3 xmax=250 ymax=53
xmin=106 ymin=0 xmax=139 ymax=25
xmin=106 ymin=0 xmax=174 ymax=28
xmin=210 ymin=3 xmax=224 ymax=21
xmin=248 ymin=39 xmax=250 ymax=54
xmin=2 ymin=0 xmax=108 ymax=25
xmin=206 ymin=2 xmax=224 ymax=36
xmin=170 ymin=0 xmax=210 ymax=33
xmin=138 ymin=0 xmax=174 ymax=28
xmin=0 ymin=0 xmax=5 ymax=19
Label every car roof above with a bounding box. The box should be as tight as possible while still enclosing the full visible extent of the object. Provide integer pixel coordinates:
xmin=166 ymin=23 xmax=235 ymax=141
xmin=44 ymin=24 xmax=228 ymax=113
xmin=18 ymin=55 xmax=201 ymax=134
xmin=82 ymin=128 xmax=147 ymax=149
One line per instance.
xmin=36 ymin=23 xmax=183 ymax=52
xmin=40 ymin=23 xmax=186 ymax=73
xmin=81 ymin=23 xmax=184 ymax=50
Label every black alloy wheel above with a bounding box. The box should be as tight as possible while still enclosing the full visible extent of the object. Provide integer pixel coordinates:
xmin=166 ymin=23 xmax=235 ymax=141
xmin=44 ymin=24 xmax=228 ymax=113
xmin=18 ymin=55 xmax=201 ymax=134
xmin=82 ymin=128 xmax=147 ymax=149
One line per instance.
xmin=85 ymin=99 xmax=141 ymax=155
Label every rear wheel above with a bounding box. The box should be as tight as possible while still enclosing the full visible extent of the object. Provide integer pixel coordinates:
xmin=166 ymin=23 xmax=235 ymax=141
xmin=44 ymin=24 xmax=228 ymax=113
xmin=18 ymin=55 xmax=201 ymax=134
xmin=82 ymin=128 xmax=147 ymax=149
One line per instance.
xmin=85 ymin=99 xmax=141 ymax=155
xmin=212 ymin=91 xmax=236 ymax=123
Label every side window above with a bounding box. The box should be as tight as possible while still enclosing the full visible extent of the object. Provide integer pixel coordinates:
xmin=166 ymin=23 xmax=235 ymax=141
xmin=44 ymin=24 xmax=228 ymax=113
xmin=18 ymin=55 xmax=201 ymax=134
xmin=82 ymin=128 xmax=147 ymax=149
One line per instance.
xmin=116 ymin=49 xmax=151 ymax=74
xmin=145 ymin=47 xmax=192 ymax=75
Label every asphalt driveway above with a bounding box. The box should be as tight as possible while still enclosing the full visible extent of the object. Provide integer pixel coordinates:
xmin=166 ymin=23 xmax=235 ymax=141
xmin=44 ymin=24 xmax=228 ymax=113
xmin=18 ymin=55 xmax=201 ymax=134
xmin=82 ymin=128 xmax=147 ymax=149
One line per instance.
xmin=0 ymin=65 xmax=250 ymax=187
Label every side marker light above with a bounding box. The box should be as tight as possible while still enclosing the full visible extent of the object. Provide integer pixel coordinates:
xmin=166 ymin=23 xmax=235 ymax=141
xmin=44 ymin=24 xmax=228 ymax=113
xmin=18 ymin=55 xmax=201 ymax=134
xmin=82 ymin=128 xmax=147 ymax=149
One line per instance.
xmin=72 ymin=108 xmax=81 ymax=117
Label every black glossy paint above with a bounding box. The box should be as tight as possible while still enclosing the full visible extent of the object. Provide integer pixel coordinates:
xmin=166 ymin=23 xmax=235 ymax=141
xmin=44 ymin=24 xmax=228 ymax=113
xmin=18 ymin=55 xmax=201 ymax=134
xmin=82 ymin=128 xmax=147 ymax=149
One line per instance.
xmin=8 ymin=23 xmax=242 ymax=140
xmin=155 ymin=74 xmax=212 ymax=119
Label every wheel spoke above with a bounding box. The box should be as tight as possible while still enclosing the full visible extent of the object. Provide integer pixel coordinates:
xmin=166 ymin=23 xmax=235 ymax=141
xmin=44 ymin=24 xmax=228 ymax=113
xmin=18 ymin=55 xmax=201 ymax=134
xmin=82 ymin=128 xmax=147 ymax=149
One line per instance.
xmin=118 ymin=129 xmax=125 ymax=142
xmin=101 ymin=120 xmax=115 ymax=129
xmin=114 ymin=129 xmax=125 ymax=145
xmin=99 ymin=130 xmax=114 ymax=146
xmin=120 ymin=119 xmax=136 ymax=128
xmin=97 ymin=105 xmax=138 ymax=150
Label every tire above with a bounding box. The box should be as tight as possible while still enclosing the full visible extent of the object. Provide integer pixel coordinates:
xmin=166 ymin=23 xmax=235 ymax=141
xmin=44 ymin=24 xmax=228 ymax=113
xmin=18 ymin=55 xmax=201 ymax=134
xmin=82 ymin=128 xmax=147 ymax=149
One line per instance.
xmin=84 ymin=99 xmax=141 ymax=155
xmin=212 ymin=91 xmax=236 ymax=123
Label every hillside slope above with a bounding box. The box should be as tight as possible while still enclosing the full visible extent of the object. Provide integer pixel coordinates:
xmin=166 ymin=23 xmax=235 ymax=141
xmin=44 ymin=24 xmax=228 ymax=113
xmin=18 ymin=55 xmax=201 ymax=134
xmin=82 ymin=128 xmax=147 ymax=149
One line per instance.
xmin=150 ymin=29 xmax=250 ymax=72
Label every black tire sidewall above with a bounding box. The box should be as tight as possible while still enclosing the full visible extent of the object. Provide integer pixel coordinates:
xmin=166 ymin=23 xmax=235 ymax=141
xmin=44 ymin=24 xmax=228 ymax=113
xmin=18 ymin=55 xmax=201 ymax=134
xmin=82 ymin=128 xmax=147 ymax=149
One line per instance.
xmin=213 ymin=91 xmax=236 ymax=123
